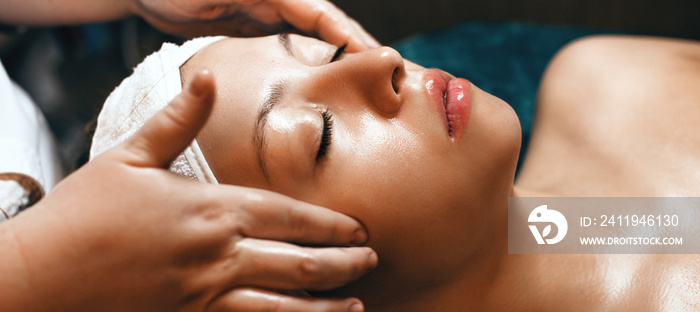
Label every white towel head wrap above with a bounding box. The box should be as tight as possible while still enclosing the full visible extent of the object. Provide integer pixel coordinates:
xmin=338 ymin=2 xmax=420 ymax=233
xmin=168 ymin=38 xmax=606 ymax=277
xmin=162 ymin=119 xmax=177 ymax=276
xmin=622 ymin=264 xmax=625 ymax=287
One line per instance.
xmin=90 ymin=36 xmax=226 ymax=183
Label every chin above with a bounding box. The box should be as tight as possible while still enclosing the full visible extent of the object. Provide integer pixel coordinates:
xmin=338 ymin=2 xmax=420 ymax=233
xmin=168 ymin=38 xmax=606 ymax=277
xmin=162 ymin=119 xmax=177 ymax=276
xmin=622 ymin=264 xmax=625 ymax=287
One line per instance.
xmin=497 ymin=99 xmax=523 ymax=167
xmin=491 ymin=97 xmax=522 ymax=186
xmin=471 ymin=86 xmax=522 ymax=179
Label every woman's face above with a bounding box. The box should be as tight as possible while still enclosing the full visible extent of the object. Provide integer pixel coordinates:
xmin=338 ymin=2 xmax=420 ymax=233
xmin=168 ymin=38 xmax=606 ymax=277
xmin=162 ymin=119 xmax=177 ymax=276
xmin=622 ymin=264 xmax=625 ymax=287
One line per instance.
xmin=181 ymin=35 xmax=521 ymax=290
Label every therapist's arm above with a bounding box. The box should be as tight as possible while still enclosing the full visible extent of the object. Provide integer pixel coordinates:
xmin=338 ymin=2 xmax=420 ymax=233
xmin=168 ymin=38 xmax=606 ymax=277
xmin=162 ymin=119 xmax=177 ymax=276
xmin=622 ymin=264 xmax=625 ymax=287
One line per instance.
xmin=0 ymin=70 xmax=376 ymax=312
xmin=0 ymin=0 xmax=378 ymax=52
xmin=0 ymin=0 xmax=128 ymax=25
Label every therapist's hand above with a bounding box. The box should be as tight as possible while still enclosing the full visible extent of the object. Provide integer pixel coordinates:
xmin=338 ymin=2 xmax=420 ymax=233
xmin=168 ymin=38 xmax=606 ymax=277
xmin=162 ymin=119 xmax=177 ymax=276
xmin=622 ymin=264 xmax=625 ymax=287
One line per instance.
xmin=133 ymin=0 xmax=380 ymax=52
xmin=0 ymin=70 xmax=376 ymax=312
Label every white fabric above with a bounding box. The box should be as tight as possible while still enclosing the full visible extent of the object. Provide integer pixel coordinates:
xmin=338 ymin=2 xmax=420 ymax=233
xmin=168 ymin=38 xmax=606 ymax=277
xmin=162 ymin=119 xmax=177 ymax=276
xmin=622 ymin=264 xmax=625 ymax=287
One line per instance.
xmin=0 ymin=61 xmax=64 ymax=196
xmin=90 ymin=36 xmax=225 ymax=183
xmin=0 ymin=180 xmax=28 ymax=221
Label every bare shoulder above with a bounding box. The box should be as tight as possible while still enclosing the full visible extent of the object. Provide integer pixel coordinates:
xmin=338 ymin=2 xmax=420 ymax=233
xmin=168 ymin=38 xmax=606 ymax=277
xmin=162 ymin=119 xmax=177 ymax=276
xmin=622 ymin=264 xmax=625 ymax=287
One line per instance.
xmin=657 ymin=255 xmax=700 ymax=312
xmin=597 ymin=255 xmax=700 ymax=312
xmin=518 ymin=35 xmax=700 ymax=196
xmin=544 ymin=35 xmax=700 ymax=73
xmin=537 ymin=35 xmax=700 ymax=134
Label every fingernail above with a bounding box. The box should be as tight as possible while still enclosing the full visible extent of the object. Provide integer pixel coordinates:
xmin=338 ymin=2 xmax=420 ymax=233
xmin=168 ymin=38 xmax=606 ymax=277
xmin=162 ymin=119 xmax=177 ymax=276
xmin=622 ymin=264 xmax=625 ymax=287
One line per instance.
xmin=348 ymin=301 xmax=364 ymax=312
xmin=351 ymin=228 xmax=368 ymax=246
xmin=187 ymin=69 xmax=211 ymax=97
xmin=367 ymin=250 xmax=378 ymax=270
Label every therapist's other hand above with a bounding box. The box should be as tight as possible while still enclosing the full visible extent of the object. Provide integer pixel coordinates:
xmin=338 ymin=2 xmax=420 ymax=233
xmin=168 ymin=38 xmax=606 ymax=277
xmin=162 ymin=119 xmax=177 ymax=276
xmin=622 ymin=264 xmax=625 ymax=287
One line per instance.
xmin=5 ymin=70 xmax=376 ymax=312
xmin=133 ymin=0 xmax=380 ymax=52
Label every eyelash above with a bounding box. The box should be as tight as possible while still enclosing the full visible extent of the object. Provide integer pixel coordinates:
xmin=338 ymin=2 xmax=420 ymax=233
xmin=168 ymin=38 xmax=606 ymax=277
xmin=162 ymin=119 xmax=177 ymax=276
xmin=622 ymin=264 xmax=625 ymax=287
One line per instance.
xmin=311 ymin=45 xmax=343 ymax=164
xmin=316 ymin=108 xmax=334 ymax=163
xmin=330 ymin=44 xmax=347 ymax=63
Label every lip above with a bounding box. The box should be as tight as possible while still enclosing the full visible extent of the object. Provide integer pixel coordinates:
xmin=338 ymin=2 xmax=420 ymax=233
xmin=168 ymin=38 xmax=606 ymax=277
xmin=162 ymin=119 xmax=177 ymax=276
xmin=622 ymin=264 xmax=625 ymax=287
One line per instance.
xmin=424 ymin=69 xmax=471 ymax=141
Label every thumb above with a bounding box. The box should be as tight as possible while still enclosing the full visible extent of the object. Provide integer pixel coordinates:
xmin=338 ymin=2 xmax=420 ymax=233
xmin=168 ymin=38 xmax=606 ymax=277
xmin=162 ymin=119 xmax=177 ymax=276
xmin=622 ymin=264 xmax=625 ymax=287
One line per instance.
xmin=123 ymin=69 xmax=216 ymax=168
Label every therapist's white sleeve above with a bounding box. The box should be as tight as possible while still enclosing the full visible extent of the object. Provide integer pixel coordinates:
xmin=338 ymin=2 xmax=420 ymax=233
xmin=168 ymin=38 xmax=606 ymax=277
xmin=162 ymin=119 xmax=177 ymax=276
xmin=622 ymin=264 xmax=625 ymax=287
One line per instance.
xmin=0 ymin=61 xmax=65 ymax=221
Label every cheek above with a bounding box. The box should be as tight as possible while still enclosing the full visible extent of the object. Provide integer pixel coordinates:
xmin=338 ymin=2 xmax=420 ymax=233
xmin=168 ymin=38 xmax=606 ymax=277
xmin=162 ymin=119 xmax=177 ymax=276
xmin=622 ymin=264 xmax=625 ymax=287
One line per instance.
xmin=330 ymin=117 xmax=433 ymax=209
xmin=312 ymin=103 xmax=520 ymax=285
xmin=312 ymin=122 xmax=484 ymax=281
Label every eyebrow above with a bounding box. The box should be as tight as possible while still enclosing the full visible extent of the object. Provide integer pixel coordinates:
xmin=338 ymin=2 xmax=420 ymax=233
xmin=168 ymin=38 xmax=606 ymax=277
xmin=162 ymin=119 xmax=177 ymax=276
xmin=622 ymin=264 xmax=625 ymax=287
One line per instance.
xmin=253 ymin=34 xmax=294 ymax=184
xmin=254 ymin=80 xmax=289 ymax=185
xmin=278 ymin=32 xmax=294 ymax=57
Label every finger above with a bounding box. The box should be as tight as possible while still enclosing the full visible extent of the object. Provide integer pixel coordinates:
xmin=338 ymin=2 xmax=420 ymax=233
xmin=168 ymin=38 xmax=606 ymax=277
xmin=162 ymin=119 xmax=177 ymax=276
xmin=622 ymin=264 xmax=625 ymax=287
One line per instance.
xmin=349 ymin=18 xmax=381 ymax=49
xmin=207 ymin=288 xmax=364 ymax=312
xmin=230 ymin=187 xmax=368 ymax=246
xmin=274 ymin=0 xmax=369 ymax=52
xmin=231 ymin=238 xmax=377 ymax=291
xmin=122 ymin=70 xmax=216 ymax=168
xmin=232 ymin=0 xmax=265 ymax=5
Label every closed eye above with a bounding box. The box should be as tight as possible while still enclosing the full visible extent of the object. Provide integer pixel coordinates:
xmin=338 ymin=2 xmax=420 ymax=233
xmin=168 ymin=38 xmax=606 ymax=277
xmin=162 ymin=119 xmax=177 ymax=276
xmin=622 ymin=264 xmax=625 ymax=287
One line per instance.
xmin=330 ymin=44 xmax=347 ymax=63
xmin=316 ymin=108 xmax=334 ymax=163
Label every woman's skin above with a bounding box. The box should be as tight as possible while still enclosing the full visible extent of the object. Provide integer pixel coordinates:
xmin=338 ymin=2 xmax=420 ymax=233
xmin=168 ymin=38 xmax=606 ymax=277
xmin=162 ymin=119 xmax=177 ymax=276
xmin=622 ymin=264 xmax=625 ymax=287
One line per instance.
xmin=180 ymin=34 xmax=700 ymax=311
xmin=512 ymin=35 xmax=700 ymax=311
xmin=0 ymin=0 xmax=380 ymax=310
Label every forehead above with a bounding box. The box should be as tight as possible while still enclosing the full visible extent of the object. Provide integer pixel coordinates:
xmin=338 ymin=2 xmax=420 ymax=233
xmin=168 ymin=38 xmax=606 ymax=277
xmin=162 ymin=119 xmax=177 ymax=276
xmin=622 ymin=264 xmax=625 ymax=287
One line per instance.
xmin=190 ymin=36 xmax=287 ymax=94
xmin=180 ymin=36 xmax=316 ymax=189
xmin=182 ymin=37 xmax=279 ymax=188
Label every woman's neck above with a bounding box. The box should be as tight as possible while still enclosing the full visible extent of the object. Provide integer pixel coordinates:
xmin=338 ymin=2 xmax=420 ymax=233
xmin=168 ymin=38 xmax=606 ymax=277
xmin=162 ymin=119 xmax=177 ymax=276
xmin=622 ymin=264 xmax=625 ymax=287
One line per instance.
xmin=367 ymin=185 xmax=605 ymax=312
xmin=364 ymin=186 xmax=515 ymax=311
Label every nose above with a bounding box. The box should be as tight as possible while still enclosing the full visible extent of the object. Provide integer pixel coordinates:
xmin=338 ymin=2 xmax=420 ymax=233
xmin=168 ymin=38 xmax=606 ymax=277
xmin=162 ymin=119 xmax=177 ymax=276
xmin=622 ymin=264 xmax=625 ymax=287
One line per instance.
xmin=310 ymin=47 xmax=406 ymax=117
